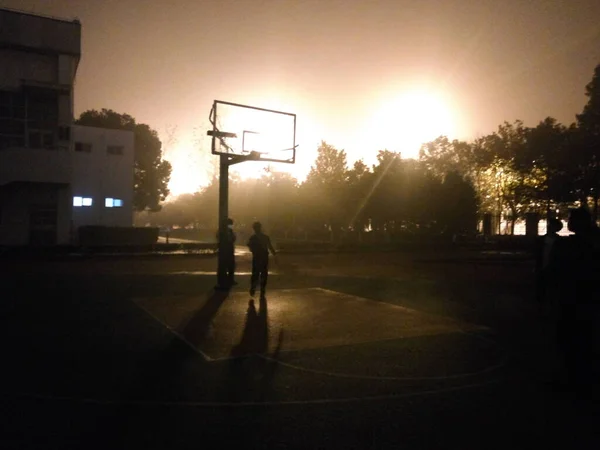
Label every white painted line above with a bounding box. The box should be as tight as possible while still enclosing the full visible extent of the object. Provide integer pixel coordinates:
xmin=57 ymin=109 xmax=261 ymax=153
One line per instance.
xmin=168 ymin=271 xmax=279 ymax=276
xmin=2 ymin=377 xmax=503 ymax=407
xmin=314 ymin=287 xmax=489 ymax=331
xmin=258 ymin=354 xmax=507 ymax=382
xmin=131 ymin=287 xmax=497 ymax=366
xmin=132 ymin=299 xmax=213 ymax=362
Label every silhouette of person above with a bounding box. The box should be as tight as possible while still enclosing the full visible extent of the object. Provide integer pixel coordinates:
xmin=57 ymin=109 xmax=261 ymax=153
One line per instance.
xmin=534 ymin=217 xmax=563 ymax=304
xmin=217 ymin=217 xmax=237 ymax=286
xmin=247 ymin=221 xmax=276 ymax=298
xmin=554 ymin=207 xmax=600 ymax=393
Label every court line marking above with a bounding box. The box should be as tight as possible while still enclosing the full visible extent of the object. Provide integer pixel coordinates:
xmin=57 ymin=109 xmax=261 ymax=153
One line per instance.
xmin=207 ymin=324 xmax=506 ymax=375
xmin=168 ymin=271 xmax=279 ymax=276
xmin=133 ymin=299 xmax=213 ymax=362
xmin=134 ymin=286 xmax=488 ymax=365
xmin=3 ymin=289 xmax=508 ymax=407
xmin=313 ymin=287 xmax=490 ymax=330
xmin=258 ymin=353 xmax=507 ymax=382
xmin=132 ymin=287 xmax=503 ymax=379
xmin=2 ymin=377 xmax=503 ymax=407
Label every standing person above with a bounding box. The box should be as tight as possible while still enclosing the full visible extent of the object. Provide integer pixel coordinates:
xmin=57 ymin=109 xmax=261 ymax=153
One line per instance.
xmin=534 ymin=217 xmax=563 ymax=305
xmin=217 ymin=218 xmax=237 ymax=287
xmin=554 ymin=207 xmax=600 ymax=394
xmin=247 ymin=221 xmax=276 ymax=298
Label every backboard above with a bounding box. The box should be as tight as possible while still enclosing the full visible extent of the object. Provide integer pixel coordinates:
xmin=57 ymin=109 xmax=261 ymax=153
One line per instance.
xmin=208 ymin=100 xmax=296 ymax=164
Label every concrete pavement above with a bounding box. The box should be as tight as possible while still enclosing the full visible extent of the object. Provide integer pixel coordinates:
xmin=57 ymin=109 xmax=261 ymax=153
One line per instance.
xmin=1 ymin=252 xmax=597 ymax=449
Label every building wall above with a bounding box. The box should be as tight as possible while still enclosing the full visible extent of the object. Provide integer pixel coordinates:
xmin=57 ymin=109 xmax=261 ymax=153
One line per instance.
xmin=0 ymin=50 xmax=57 ymax=88
xmin=0 ymin=182 xmax=71 ymax=245
xmin=0 ymin=9 xmax=137 ymax=245
xmin=0 ymin=7 xmax=80 ymax=246
xmin=71 ymin=126 xmax=135 ymax=230
xmin=0 ymin=8 xmax=81 ymax=56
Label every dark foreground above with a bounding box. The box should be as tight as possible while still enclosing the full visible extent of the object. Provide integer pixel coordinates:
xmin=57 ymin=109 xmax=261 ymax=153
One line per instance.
xmin=1 ymin=250 xmax=598 ymax=449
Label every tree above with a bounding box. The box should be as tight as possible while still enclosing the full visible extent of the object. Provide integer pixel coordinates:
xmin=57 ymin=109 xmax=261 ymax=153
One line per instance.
xmin=462 ymin=122 xmax=530 ymax=234
xmin=261 ymin=170 xmax=299 ymax=236
xmin=517 ymin=118 xmax=572 ymax=215
xmin=345 ymin=159 xmax=372 ymax=233
xmin=302 ymin=141 xmax=348 ymax=240
xmin=367 ymin=150 xmax=402 ymax=233
xmin=75 ymin=109 xmax=172 ymax=212
xmin=419 ymin=136 xmax=468 ymax=177
xmin=398 ymin=159 xmax=443 ymax=231
xmin=576 ymin=63 xmax=600 ymax=219
xmin=438 ymin=171 xmax=479 ymax=236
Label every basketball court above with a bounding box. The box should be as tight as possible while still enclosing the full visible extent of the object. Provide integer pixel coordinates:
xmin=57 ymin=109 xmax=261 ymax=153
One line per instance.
xmin=1 ymin=96 xmax=595 ymax=448
xmin=132 ymin=285 xmax=505 ymax=386
xmin=6 ymin=248 xmax=591 ymax=449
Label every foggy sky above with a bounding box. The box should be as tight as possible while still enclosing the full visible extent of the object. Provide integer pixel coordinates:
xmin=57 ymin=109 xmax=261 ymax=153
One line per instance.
xmin=3 ymin=0 xmax=600 ymax=193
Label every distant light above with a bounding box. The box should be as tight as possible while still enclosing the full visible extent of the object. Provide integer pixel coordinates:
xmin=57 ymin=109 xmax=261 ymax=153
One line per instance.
xmin=74 ymin=196 xmax=93 ymax=207
xmin=105 ymin=198 xmax=123 ymax=208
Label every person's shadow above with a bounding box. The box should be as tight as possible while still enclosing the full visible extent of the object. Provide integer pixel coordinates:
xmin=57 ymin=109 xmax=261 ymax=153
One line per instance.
xmin=231 ymin=296 xmax=268 ymax=357
xmin=103 ymin=289 xmax=229 ymax=444
xmin=227 ymin=296 xmax=284 ymax=402
xmin=179 ymin=289 xmax=229 ymax=347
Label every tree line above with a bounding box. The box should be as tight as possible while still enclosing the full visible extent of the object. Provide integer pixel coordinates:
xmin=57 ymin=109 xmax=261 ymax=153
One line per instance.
xmin=142 ymin=148 xmax=478 ymax=242
xmin=142 ymin=64 xmax=600 ymax=239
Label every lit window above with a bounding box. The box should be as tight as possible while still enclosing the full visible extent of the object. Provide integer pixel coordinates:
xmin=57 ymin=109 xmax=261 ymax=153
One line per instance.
xmin=105 ymin=198 xmax=123 ymax=208
xmin=74 ymin=196 xmax=93 ymax=207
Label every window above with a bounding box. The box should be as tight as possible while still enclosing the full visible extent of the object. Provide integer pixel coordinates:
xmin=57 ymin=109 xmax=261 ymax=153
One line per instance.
xmin=59 ymin=126 xmax=70 ymax=141
xmin=0 ymin=89 xmax=58 ymax=150
xmin=42 ymin=132 xmax=54 ymax=149
xmin=0 ymin=90 xmax=26 ymax=149
xmin=75 ymin=142 xmax=92 ymax=152
xmin=30 ymin=208 xmax=57 ymax=227
xmin=27 ymin=89 xmax=58 ymax=149
xmin=73 ymin=196 xmax=93 ymax=207
xmin=107 ymin=145 xmax=124 ymax=155
xmin=105 ymin=198 xmax=123 ymax=208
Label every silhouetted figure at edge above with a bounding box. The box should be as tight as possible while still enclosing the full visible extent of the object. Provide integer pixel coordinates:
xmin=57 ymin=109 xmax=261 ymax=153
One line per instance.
xmin=248 ymin=221 xmax=276 ymax=298
xmin=534 ymin=217 xmax=563 ymax=305
xmin=553 ymin=207 xmax=600 ymax=397
xmin=217 ymin=217 xmax=237 ymax=286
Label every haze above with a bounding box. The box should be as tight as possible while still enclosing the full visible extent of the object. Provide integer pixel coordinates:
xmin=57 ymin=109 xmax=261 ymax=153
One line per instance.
xmin=3 ymin=0 xmax=600 ymax=196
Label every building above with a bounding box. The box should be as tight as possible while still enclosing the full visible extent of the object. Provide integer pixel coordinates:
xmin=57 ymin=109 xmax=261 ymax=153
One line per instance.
xmin=71 ymin=125 xmax=134 ymax=233
xmin=0 ymin=8 xmax=134 ymax=246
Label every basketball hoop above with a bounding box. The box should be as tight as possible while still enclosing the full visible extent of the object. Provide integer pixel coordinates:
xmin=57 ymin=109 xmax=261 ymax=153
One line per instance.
xmin=207 ymin=99 xmax=297 ymax=289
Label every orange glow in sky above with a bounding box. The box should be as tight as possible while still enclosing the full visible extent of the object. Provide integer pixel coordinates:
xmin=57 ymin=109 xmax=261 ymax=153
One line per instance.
xmin=165 ymin=87 xmax=462 ymax=196
xmin=7 ymin=0 xmax=597 ymax=197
